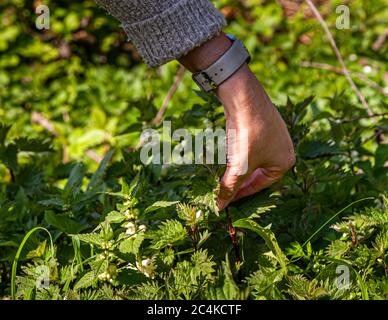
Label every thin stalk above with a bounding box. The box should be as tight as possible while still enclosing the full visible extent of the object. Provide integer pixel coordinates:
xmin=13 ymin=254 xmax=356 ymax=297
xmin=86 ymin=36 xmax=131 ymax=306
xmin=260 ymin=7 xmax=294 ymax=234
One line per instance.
xmin=302 ymin=197 xmax=374 ymax=248
xmin=226 ymin=208 xmax=240 ymax=265
xmin=11 ymin=227 xmax=54 ymax=300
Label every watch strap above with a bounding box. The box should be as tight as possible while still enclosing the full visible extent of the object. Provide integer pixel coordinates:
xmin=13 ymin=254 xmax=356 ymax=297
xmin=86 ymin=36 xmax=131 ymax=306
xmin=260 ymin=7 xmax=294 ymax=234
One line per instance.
xmin=192 ymin=35 xmax=250 ymax=92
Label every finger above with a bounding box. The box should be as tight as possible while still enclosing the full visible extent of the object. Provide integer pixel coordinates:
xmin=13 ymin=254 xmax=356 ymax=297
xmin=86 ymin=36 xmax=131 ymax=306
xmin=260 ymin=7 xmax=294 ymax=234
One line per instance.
xmin=217 ymin=166 xmax=247 ymax=210
xmin=233 ymin=167 xmax=282 ymax=201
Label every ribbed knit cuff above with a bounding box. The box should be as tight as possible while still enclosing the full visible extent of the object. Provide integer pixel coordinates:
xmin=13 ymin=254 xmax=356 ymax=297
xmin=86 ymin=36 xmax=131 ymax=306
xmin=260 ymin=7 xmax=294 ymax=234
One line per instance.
xmin=121 ymin=0 xmax=227 ymax=67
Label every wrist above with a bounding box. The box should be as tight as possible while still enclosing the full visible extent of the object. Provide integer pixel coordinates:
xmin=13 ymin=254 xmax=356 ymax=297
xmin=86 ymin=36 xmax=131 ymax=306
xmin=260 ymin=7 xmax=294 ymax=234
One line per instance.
xmin=216 ymin=63 xmax=258 ymax=113
xmin=178 ymin=32 xmax=232 ymax=73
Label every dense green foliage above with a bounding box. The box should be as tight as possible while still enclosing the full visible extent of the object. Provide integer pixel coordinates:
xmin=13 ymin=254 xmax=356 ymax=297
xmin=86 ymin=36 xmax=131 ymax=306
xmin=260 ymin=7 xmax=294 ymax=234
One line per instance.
xmin=0 ymin=0 xmax=387 ymax=300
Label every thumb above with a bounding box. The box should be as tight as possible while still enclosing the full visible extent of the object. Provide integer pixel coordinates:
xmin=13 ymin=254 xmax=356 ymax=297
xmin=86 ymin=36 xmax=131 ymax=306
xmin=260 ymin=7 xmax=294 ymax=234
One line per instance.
xmin=217 ymin=166 xmax=247 ymax=210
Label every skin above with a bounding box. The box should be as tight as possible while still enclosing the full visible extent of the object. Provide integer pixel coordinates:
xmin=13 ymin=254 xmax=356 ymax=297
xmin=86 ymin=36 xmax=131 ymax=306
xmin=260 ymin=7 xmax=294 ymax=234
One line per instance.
xmin=179 ymin=32 xmax=296 ymax=210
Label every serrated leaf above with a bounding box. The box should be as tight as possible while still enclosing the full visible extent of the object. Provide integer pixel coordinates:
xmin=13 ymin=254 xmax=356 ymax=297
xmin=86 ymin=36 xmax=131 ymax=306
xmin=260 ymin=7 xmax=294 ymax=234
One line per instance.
xmin=0 ymin=144 xmax=18 ymax=171
xmin=14 ymin=137 xmax=52 ymax=152
xmin=150 ymin=220 xmax=187 ymax=250
xmin=145 ymin=201 xmax=180 ymax=214
xmin=38 ymin=197 xmax=65 ymax=209
xmin=105 ymin=211 xmax=125 ymax=224
xmin=375 ymin=144 xmax=388 ymax=169
xmin=72 ymin=233 xmax=104 ymax=247
xmin=64 ymin=163 xmax=85 ymax=197
xmin=74 ymin=271 xmax=97 ymax=291
xmin=0 ymin=123 xmax=12 ymax=145
xmin=119 ymin=233 xmax=144 ymax=255
xmin=233 ymin=218 xmax=288 ymax=272
xmin=87 ymin=149 xmax=114 ymax=192
xmin=298 ymin=140 xmax=341 ymax=159
xmin=192 ymin=190 xmax=219 ymax=216
xmin=45 ymin=211 xmax=86 ymax=234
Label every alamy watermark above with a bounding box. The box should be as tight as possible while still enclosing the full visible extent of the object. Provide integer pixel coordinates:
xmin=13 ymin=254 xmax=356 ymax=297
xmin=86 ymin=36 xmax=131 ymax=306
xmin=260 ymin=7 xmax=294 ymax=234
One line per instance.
xmin=139 ymin=121 xmax=248 ymax=175
xmin=35 ymin=5 xmax=50 ymax=30
xmin=335 ymin=265 xmax=350 ymax=290
xmin=35 ymin=265 xmax=50 ymax=289
xmin=336 ymin=5 xmax=350 ymax=30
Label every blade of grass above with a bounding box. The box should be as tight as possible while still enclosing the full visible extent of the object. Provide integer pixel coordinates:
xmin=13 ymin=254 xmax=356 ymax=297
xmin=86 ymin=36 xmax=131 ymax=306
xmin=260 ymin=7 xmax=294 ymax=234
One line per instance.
xmin=11 ymin=227 xmax=53 ymax=300
xmin=302 ymin=197 xmax=374 ymax=248
xmin=72 ymin=237 xmax=84 ymax=273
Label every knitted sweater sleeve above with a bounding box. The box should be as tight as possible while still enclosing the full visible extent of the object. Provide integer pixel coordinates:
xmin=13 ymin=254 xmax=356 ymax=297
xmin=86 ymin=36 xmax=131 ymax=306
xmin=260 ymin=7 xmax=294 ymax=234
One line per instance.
xmin=95 ymin=0 xmax=227 ymax=67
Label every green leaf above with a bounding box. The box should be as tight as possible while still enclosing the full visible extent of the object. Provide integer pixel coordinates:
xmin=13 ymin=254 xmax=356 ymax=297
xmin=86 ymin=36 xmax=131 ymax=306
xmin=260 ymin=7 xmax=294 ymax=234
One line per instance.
xmin=73 ymin=233 xmax=104 ymax=247
xmin=233 ymin=218 xmax=288 ymax=272
xmin=26 ymin=240 xmax=47 ymax=259
xmin=298 ymin=140 xmax=341 ymax=159
xmin=87 ymin=149 xmax=114 ymax=192
xmin=0 ymin=123 xmax=12 ymax=145
xmin=38 ymin=197 xmax=65 ymax=209
xmin=150 ymin=220 xmax=187 ymax=250
xmin=0 ymin=144 xmax=18 ymax=171
xmin=145 ymin=201 xmax=180 ymax=214
xmin=105 ymin=211 xmax=125 ymax=224
xmin=74 ymin=271 xmax=97 ymax=291
xmin=375 ymin=144 xmax=388 ymax=169
xmin=14 ymin=137 xmax=52 ymax=152
xmin=44 ymin=211 xmax=86 ymax=234
xmin=192 ymin=190 xmax=219 ymax=216
xmin=119 ymin=233 xmax=144 ymax=255
xmin=221 ymin=254 xmax=240 ymax=300
xmin=64 ymin=163 xmax=85 ymax=197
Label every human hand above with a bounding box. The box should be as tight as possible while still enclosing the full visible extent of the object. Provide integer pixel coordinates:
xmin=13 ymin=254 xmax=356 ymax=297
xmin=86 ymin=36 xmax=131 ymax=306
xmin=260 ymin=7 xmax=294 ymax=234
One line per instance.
xmin=215 ymin=63 xmax=295 ymax=209
xmin=179 ymin=33 xmax=295 ymax=209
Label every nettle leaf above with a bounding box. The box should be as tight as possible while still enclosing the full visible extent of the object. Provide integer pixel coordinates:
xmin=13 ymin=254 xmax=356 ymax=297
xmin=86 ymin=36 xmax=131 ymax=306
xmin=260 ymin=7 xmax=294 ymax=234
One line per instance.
xmin=64 ymin=163 xmax=85 ymax=198
xmin=197 ymin=230 xmax=211 ymax=248
xmin=105 ymin=210 xmax=125 ymax=224
xmin=150 ymin=220 xmax=187 ymax=250
xmin=0 ymin=123 xmax=12 ymax=145
xmin=100 ymin=220 xmax=113 ymax=241
xmin=292 ymin=96 xmax=314 ymax=124
xmin=221 ymin=254 xmax=240 ymax=300
xmin=191 ymin=249 xmax=216 ymax=280
xmin=74 ymin=271 xmax=97 ymax=291
xmin=14 ymin=137 xmax=52 ymax=152
xmin=38 ymin=197 xmax=65 ymax=209
xmin=0 ymin=144 xmax=18 ymax=171
xmin=90 ymin=258 xmax=109 ymax=274
xmin=375 ymin=144 xmax=388 ymax=169
xmin=145 ymin=201 xmax=180 ymax=214
xmin=233 ymin=218 xmax=288 ymax=272
xmin=298 ymin=140 xmax=341 ymax=159
xmin=44 ymin=211 xmax=86 ymax=234
xmin=26 ymin=240 xmax=47 ymax=259
xmin=87 ymin=149 xmax=114 ymax=192
xmin=192 ymin=190 xmax=219 ymax=216
xmin=121 ymin=174 xmax=140 ymax=198
xmin=73 ymin=233 xmax=104 ymax=247
xmin=119 ymin=233 xmax=144 ymax=255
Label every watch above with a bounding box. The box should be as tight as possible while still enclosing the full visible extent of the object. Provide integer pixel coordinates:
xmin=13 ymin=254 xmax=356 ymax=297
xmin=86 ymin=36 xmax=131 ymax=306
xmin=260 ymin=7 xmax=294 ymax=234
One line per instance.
xmin=192 ymin=34 xmax=251 ymax=93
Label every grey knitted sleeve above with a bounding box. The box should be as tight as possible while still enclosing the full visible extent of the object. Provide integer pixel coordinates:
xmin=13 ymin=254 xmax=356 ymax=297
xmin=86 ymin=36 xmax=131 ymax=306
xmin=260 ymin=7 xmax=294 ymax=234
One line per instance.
xmin=95 ymin=0 xmax=227 ymax=67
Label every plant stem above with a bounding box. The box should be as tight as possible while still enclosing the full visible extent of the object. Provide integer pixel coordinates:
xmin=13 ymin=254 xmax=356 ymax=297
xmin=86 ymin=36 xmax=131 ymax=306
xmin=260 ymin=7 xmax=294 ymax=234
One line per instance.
xmin=304 ymin=0 xmax=374 ymax=117
xmin=226 ymin=208 xmax=240 ymax=264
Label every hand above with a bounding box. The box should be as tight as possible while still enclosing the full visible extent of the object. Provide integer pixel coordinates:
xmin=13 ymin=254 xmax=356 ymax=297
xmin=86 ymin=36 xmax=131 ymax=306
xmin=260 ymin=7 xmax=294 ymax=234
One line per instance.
xmin=215 ymin=63 xmax=295 ymax=209
xmin=179 ymin=33 xmax=295 ymax=209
